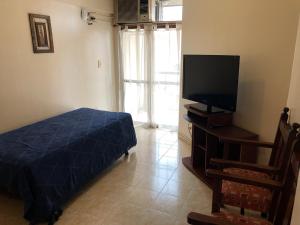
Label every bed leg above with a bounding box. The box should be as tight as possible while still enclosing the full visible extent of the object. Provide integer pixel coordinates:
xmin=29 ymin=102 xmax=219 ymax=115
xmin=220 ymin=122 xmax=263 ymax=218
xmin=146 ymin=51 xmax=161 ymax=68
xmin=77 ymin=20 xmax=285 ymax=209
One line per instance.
xmin=48 ymin=209 xmax=63 ymax=225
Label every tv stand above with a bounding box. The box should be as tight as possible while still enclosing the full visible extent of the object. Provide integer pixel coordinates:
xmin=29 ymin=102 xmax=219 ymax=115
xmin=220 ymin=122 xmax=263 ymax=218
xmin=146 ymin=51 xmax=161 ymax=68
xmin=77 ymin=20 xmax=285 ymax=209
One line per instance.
xmin=187 ymin=104 xmax=233 ymax=128
xmin=183 ymin=103 xmax=258 ymax=188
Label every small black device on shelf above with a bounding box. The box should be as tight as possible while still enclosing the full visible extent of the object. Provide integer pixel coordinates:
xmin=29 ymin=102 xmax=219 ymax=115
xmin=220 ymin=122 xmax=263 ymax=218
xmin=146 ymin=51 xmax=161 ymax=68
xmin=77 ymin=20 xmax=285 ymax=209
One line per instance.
xmin=183 ymin=55 xmax=240 ymax=113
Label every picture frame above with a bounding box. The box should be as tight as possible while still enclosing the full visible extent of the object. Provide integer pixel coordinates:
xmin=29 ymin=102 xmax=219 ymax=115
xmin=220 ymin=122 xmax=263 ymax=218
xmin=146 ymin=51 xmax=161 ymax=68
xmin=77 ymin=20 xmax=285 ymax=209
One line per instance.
xmin=29 ymin=14 xmax=54 ymax=53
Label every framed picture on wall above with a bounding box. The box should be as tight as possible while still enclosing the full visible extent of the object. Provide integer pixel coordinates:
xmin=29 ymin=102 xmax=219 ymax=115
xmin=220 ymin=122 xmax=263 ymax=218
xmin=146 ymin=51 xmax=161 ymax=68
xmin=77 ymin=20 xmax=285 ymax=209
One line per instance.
xmin=29 ymin=14 xmax=54 ymax=53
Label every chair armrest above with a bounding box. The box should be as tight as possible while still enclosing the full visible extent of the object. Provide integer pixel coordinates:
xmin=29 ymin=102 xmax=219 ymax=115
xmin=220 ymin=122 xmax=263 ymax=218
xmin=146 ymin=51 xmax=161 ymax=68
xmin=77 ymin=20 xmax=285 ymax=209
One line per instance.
xmin=220 ymin=137 xmax=274 ymax=148
xmin=210 ymin=158 xmax=280 ymax=175
xmin=188 ymin=212 xmax=233 ymax=225
xmin=207 ymin=169 xmax=283 ymax=190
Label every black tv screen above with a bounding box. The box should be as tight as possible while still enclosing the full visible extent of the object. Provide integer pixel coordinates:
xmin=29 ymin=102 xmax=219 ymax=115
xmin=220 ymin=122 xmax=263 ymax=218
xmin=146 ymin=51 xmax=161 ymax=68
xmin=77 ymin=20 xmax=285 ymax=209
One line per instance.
xmin=183 ymin=55 xmax=240 ymax=112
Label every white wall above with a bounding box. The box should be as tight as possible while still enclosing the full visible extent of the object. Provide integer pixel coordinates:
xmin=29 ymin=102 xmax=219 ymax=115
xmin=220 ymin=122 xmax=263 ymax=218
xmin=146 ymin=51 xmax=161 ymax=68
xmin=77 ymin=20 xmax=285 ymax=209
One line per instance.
xmin=0 ymin=0 xmax=116 ymax=133
xmin=179 ymin=0 xmax=300 ymax=149
xmin=288 ymin=20 xmax=300 ymax=124
xmin=289 ymin=16 xmax=300 ymax=225
xmin=56 ymin=0 xmax=113 ymax=12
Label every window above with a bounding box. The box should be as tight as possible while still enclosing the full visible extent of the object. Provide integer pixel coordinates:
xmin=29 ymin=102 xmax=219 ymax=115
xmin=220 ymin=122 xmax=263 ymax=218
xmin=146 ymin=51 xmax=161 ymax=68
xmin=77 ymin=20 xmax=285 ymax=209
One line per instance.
xmin=161 ymin=5 xmax=183 ymax=21
xmin=156 ymin=0 xmax=183 ymax=22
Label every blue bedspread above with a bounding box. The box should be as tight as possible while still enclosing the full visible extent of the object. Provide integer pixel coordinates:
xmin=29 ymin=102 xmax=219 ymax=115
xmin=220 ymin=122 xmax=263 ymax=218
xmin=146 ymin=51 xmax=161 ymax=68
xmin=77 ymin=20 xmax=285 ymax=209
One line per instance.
xmin=0 ymin=108 xmax=137 ymax=223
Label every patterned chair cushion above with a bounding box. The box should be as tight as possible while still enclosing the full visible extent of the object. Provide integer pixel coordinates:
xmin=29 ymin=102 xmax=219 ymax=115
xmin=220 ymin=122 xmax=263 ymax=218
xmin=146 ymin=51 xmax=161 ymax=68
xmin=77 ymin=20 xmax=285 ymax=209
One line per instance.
xmin=224 ymin=168 xmax=270 ymax=179
xmin=213 ymin=212 xmax=272 ymax=225
xmin=221 ymin=168 xmax=272 ymax=213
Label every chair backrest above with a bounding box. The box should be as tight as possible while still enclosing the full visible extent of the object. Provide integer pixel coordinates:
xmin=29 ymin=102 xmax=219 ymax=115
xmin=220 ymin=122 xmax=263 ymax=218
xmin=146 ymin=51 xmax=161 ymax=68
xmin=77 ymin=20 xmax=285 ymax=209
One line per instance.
xmin=266 ymin=121 xmax=300 ymax=221
xmin=268 ymin=108 xmax=300 ymax=181
xmin=269 ymin=107 xmax=290 ymax=167
xmin=275 ymin=123 xmax=300 ymax=182
xmin=274 ymin=135 xmax=300 ymax=225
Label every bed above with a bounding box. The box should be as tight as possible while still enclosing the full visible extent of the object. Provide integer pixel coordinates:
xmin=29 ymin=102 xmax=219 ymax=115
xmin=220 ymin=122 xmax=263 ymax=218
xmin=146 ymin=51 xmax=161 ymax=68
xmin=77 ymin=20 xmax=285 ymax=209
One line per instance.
xmin=0 ymin=108 xmax=137 ymax=225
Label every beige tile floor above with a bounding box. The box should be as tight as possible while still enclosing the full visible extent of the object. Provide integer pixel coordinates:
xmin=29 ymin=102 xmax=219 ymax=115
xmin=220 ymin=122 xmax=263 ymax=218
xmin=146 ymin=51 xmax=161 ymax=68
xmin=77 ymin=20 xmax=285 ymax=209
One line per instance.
xmin=0 ymin=127 xmax=213 ymax=225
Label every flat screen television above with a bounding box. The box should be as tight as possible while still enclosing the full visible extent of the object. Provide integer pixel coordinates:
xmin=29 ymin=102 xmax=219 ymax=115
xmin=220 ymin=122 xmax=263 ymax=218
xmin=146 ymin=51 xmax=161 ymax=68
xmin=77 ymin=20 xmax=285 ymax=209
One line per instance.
xmin=183 ymin=55 xmax=240 ymax=113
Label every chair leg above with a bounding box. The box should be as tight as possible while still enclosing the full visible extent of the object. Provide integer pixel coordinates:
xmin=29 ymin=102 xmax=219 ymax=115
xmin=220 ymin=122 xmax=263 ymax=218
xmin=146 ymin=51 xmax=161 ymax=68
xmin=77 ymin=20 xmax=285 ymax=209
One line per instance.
xmin=261 ymin=212 xmax=267 ymax=218
xmin=240 ymin=208 xmax=245 ymax=215
xmin=212 ymin=179 xmax=222 ymax=213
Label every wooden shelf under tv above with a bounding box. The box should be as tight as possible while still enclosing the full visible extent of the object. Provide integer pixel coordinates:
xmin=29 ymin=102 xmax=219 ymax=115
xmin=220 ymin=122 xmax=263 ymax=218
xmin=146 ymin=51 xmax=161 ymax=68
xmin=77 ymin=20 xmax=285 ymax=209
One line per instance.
xmin=196 ymin=144 xmax=207 ymax=151
xmin=182 ymin=103 xmax=259 ymax=189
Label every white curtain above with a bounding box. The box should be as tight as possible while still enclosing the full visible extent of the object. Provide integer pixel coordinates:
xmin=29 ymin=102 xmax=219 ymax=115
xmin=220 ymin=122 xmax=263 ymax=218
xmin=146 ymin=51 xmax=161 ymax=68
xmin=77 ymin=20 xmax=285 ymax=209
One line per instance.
xmin=118 ymin=24 xmax=182 ymax=129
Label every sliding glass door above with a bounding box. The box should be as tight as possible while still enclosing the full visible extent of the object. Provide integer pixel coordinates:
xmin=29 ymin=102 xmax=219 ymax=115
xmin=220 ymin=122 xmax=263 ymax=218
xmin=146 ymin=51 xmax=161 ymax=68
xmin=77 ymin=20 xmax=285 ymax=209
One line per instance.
xmin=119 ymin=24 xmax=182 ymax=129
xmin=152 ymin=27 xmax=181 ymax=128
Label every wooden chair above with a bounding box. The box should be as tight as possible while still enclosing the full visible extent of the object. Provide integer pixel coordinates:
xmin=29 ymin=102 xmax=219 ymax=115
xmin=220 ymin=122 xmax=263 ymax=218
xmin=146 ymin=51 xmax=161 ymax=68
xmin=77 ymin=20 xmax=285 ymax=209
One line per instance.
xmin=208 ymin=108 xmax=299 ymax=219
xmin=187 ymin=134 xmax=300 ymax=225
